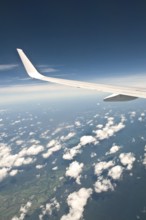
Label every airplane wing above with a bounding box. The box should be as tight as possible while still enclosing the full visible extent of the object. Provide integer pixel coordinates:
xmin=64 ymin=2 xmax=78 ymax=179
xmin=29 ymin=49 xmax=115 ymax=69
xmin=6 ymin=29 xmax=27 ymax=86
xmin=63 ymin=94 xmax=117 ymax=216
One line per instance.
xmin=17 ymin=48 xmax=146 ymax=101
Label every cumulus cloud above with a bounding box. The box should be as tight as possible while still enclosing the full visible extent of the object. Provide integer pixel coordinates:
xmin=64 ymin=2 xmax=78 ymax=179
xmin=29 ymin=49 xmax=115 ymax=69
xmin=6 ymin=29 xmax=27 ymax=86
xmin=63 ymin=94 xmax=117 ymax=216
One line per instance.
xmin=94 ymin=160 xmax=115 ymax=176
xmin=9 ymin=169 xmax=19 ymax=176
xmin=47 ymin=139 xmax=58 ymax=148
xmin=42 ymin=144 xmax=61 ymax=159
xmin=129 ymin=111 xmax=136 ymax=118
xmin=18 ymin=145 xmax=44 ymax=157
xmin=12 ymin=201 xmax=32 ymax=220
xmin=96 ymin=124 xmax=103 ymax=129
xmin=80 ymin=135 xmax=97 ymax=146
xmin=108 ymin=165 xmax=123 ymax=180
xmin=15 ymin=140 xmax=24 ymax=145
xmin=65 ymin=161 xmax=84 ymax=184
xmin=36 ymin=164 xmax=46 ymax=169
xmin=63 ymin=135 xmax=97 ymax=160
xmin=60 ymin=132 xmax=76 ymax=142
xmin=75 ymin=121 xmax=81 ymax=127
xmin=119 ymin=152 xmax=136 ymax=170
xmin=26 ymin=145 xmax=44 ymax=156
xmin=14 ymin=157 xmax=35 ymax=167
xmin=52 ymin=127 xmax=63 ymax=136
xmin=94 ymin=176 xmax=114 ymax=193
xmin=61 ymin=188 xmax=92 ymax=220
xmin=0 ymin=142 xmax=45 ymax=182
xmin=0 ymin=168 xmax=9 ymax=182
xmin=40 ymin=198 xmax=60 ymax=218
xmin=143 ymin=154 xmax=146 ymax=165
xmin=106 ymin=144 xmax=121 ymax=155
xmin=52 ymin=166 xmax=58 ymax=171
xmin=63 ymin=145 xmax=81 ymax=160
xmin=90 ymin=152 xmax=97 ymax=158
xmin=94 ymin=116 xmax=125 ymax=140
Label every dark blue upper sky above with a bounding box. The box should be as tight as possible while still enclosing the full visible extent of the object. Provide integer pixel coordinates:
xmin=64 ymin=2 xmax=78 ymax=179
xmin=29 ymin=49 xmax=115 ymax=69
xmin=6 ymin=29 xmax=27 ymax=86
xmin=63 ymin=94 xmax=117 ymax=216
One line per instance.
xmin=0 ymin=0 xmax=146 ymax=82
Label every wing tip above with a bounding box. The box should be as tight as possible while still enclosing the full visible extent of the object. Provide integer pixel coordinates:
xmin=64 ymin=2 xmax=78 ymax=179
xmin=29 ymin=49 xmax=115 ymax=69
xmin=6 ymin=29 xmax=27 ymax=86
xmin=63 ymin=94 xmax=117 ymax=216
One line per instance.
xmin=16 ymin=48 xmax=23 ymax=52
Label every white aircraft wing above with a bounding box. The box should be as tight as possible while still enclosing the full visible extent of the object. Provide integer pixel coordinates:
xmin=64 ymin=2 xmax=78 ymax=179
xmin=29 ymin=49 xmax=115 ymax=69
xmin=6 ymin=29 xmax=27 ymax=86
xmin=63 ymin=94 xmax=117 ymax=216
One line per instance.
xmin=17 ymin=48 xmax=146 ymax=101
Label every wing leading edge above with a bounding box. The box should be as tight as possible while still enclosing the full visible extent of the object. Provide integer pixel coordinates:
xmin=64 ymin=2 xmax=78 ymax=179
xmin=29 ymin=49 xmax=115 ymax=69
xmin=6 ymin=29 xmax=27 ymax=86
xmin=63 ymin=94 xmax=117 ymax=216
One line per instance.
xmin=17 ymin=48 xmax=146 ymax=101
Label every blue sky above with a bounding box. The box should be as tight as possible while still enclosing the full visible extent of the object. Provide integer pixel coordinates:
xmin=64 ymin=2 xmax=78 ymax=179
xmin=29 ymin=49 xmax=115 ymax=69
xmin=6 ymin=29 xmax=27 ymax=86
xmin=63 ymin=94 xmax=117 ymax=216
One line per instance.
xmin=0 ymin=0 xmax=146 ymax=84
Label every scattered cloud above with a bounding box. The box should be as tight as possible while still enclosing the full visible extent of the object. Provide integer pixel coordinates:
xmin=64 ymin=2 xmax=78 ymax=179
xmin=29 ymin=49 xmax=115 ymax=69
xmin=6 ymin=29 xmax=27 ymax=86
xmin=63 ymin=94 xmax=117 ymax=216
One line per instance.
xmin=75 ymin=121 xmax=81 ymax=127
xmin=23 ymin=145 xmax=44 ymax=156
xmin=106 ymin=144 xmax=121 ymax=155
xmin=63 ymin=144 xmax=81 ymax=160
xmin=90 ymin=152 xmax=97 ymax=158
xmin=36 ymin=164 xmax=46 ymax=169
xmin=65 ymin=161 xmax=84 ymax=184
xmin=52 ymin=127 xmax=63 ymax=136
xmin=93 ymin=116 xmax=125 ymax=140
xmin=60 ymin=132 xmax=76 ymax=142
xmin=0 ymin=141 xmax=46 ymax=182
xmin=12 ymin=201 xmax=32 ymax=220
xmin=94 ymin=176 xmax=114 ymax=193
xmin=9 ymin=169 xmax=19 ymax=176
xmin=0 ymin=168 xmax=9 ymax=182
xmin=63 ymin=135 xmax=97 ymax=160
xmin=80 ymin=135 xmax=97 ymax=146
xmin=108 ymin=165 xmax=123 ymax=180
xmin=52 ymin=166 xmax=58 ymax=170
xmin=119 ymin=152 xmax=136 ymax=170
xmin=42 ymin=143 xmax=61 ymax=159
xmin=94 ymin=160 xmax=115 ymax=176
xmin=61 ymin=188 xmax=92 ymax=220
xmin=39 ymin=198 xmax=60 ymax=219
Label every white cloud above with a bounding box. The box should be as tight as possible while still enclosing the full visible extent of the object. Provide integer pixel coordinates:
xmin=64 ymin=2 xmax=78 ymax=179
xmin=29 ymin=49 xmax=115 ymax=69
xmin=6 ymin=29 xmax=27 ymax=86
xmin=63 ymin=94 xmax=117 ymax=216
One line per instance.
xmin=63 ymin=135 xmax=97 ymax=161
xmin=138 ymin=117 xmax=143 ymax=122
xmin=106 ymin=144 xmax=120 ymax=155
xmin=14 ymin=157 xmax=35 ymax=167
xmin=61 ymin=188 xmax=92 ymax=220
xmin=119 ymin=152 xmax=136 ymax=170
xmin=40 ymin=198 xmax=60 ymax=217
xmin=108 ymin=165 xmax=123 ymax=180
xmin=94 ymin=160 xmax=115 ymax=176
xmin=75 ymin=121 xmax=81 ymax=127
xmin=52 ymin=127 xmax=63 ymax=136
xmin=0 ymin=168 xmax=9 ymax=182
xmin=41 ymin=67 xmax=59 ymax=73
xmin=63 ymin=145 xmax=81 ymax=160
xmin=15 ymin=140 xmax=24 ymax=145
xmin=141 ymin=113 xmax=145 ymax=117
xmin=25 ymin=145 xmax=44 ymax=156
xmin=9 ymin=169 xmax=18 ymax=176
xmin=47 ymin=139 xmax=58 ymax=148
xmin=0 ymin=142 xmax=43 ymax=182
xmin=129 ymin=111 xmax=136 ymax=117
xmin=36 ymin=164 xmax=46 ymax=169
xmin=60 ymin=132 xmax=76 ymax=142
xmin=94 ymin=116 xmax=125 ymax=140
xmin=90 ymin=152 xmax=97 ymax=158
xmin=12 ymin=201 xmax=32 ymax=220
xmin=42 ymin=144 xmax=61 ymax=159
xmin=52 ymin=166 xmax=58 ymax=171
xmin=143 ymin=154 xmax=146 ymax=165
xmin=96 ymin=124 xmax=103 ymax=129
xmin=0 ymin=64 xmax=18 ymax=71
xmin=65 ymin=161 xmax=84 ymax=184
xmin=80 ymin=135 xmax=97 ymax=146
xmin=94 ymin=176 xmax=114 ymax=193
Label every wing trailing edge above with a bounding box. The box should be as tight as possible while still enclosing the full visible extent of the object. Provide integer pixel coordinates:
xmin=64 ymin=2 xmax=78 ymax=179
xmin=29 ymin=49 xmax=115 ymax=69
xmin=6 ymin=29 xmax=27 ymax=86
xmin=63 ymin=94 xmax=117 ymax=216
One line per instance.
xmin=17 ymin=49 xmax=146 ymax=101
